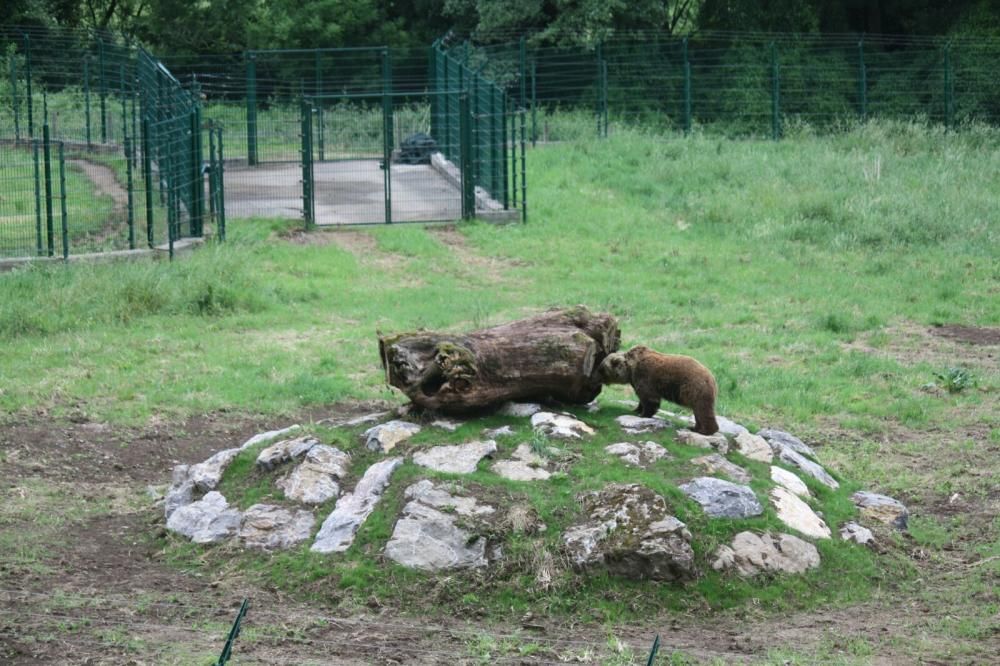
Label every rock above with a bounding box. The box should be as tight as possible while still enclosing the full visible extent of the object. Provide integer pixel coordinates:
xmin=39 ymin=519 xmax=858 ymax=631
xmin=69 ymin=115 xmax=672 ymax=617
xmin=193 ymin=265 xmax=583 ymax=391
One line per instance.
xmin=239 ymin=424 xmax=302 ymax=450
xmin=712 ymin=531 xmax=820 ymax=576
xmin=563 ymin=484 xmax=695 ymax=582
xmin=775 ymin=445 xmax=839 ymax=490
xmin=716 ymin=416 xmax=749 ymax=437
xmin=770 ymin=466 xmax=810 ymax=498
xmin=499 ymin=402 xmax=543 ymax=417
xmin=758 ymin=428 xmax=818 ymax=460
xmin=770 ymin=488 xmax=831 ymax=539
xmin=190 ymin=448 xmax=241 ymax=492
xmin=164 ymin=464 xmax=194 ymax=519
xmin=691 ymin=454 xmax=751 ymax=484
xmin=483 ymin=425 xmax=515 ymax=439
xmin=679 ymin=477 xmax=763 ymax=519
xmin=165 ymin=491 xmax=241 ymax=544
xmin=658 ymin=409 xmax=695 ymax=428
xmin=852 ymin=491 xmax=908 ymax=529
xmin=256 ymin=436 xmax=320 ymax=471
xmin=431 ymin=419 xmax=462 ymax=432
xmin=239 ymin=504 xmax=315 ymax=550
xmin=492 ymin=443 xmax=552 ymax=481
xmin=676 ymin=429 xmax=730 ymax=454
xmin=311 ymin=458 xmax=403 ymax=554
xmin=278 ymin=445 xmax=351 ymax=505
xmin=385 ymin=481 xmax=499 ymax=572
xmin=585 ymin=400 xmax=601 ymax=413
xmin=734 ymin=432 xmax=773 ymax=463
xmin=605 ymin=442 xmax=669 ymax=468
xmin=531 ymin=412 xmax=595 ymax=439
xmin=320 ymin=411 xmax=390 ymax=428
xmin=615 ymin=414 xmax=670 ymax=434
xmin=840 ymin=521 xmax=875 ymax=547
xmin=362 ymin=421 xmax=421 ymax=453
xmin=413 ymin=440 xmax=497 ymax=474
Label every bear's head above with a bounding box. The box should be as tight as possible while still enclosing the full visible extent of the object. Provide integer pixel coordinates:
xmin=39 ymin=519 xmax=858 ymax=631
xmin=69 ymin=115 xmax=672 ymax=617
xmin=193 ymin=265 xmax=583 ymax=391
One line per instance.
xmin=598 ymin=352 xmax=631 ymax=384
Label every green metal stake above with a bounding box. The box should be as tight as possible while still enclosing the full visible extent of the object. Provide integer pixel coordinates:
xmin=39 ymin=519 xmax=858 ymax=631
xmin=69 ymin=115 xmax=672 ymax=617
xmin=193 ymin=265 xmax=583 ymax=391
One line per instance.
xmin=770 ymin=42 xmax=781 ymax=140
xmin=208 ymin=127 xmax=216 ymax=219
xmin=99 ymin=38 xmax=107 ymax=143
xmin=595 ymin=42 xmax=604 ymax=137
xmin=510 ymin=100 xmax=517 ymax=208
xmin=460 ymin=93 xmax=473 ymax=219
xmin=531 ymin=58 xmax=537 ymax=146
xmin=300 ymin=101 xmax=313 ymax=229
xmin=682 ymin=38 xmax=692 ymax=134
xmin=857 ymin=37 xmax=867 ymax=122
xmin=246 ymin=52 xmax=258 ymax=166
xmin=500 ymin=88 xmax=508 ymax=208
xmin=217 ymin=129 xmax=226 ymax=242
xmin=125 ymin=136 xmax=135 ymax=249
xmin=382 ymin=88 xmax=393 ymax=224
xmin=42 ymin=124 xmax=54 ymax=257
xmin=58 ymin=142 xmax=68 ymax=260
xmin=120 ymin=64 xmax=127 ymax=145
xmin=84 ymin=57 xmax=92 ymax=146
xmin=215 ymin=599 xmax=249 ymax=666
xmin=10 ymin=56 xmax=20 ymax=141
xmin=520 ymin=106 xmax=526 ymax=224
xmin=33 ymin=139 xmax=42 ymax=254
xmin=646 ymin=634 xmax=661 ymax=665
xmin=317 ymin=105 xmax=325 ymax=162
xmin=943 ymin=44 xmax=954 ymax=128
xmin=142 ymin=117 xmax=154 ymax=248
xmin=519 ymin=36 xmax=527 ymax=110
xmin=24 ymin=33 xmax=33 ymax=139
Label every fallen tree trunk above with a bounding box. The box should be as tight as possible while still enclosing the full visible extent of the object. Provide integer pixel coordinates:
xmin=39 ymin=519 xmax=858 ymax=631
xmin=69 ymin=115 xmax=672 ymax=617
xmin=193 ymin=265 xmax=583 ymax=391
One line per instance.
xmin=378 ymin=306 xmax=621 ymax=414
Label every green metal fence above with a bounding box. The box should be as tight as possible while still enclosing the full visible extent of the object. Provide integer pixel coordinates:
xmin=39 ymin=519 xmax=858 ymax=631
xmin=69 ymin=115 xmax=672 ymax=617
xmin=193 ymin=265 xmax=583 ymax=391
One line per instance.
xmin=1 ymin=26 xmax=223 ymax=261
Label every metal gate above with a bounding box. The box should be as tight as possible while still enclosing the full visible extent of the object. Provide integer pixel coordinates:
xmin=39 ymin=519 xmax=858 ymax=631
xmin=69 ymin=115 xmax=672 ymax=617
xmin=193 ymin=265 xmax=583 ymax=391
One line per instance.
xmin=300 ymin=91 xmax=473 ymax=226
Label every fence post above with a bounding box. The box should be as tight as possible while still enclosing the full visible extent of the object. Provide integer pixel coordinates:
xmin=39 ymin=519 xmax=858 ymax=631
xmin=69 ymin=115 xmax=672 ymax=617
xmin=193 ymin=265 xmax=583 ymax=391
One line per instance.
xmin=519 ymin=36 xmax=527 ymax=109
xmin=24 ymin=33 xmax=34 ymax=139
xmin=246 ymin=52 xmax=258 ymax=165
xmin=33 ymin=139 xmax=42 ymax=254
xmin=510 ymin=98 xmax=517 ymax=208
xmin=500 ymin=88 xmax=508 ymax=208
xmin=770 ymin=42 xmax=781 ymax=140
xmin=682 ymin=37 xmax=692 ymax=134
xmin=857 ymin=37 xmax=867 ymax=122
xmin=58 ymin=142 xmax=68 ymax=260
xmin=382 ymin=48 xmax=393 ymax=151
xmin=595 ymin=42 xmax=604 ymax=137
xmin=99 ymin=38 xmax=107 ymax=143
xmin=120 ymin=64 xmax=128 ymax=145
xmin=142 ymin=117 xmax=154 ymax=247
xmin=217 ymin=129 xmax=226 ymax=242
xmin=520 ymin=107 xmax=526 ymax=224
xmin=10 ymin=56 xmax=20 ymax=141
xmin=190 ymin=108 xmax=202 ymax=237
xmin=125 ymin=136 xmax=136 ymax=249
xmin=84 ymin=57 xmax=92 ymax=145
xmin=943 ymin=44 xmax=954 ymax=128
xmin=42 ymin=124 xmax=54 ymax=257
xmin=382 ymin=87 xmax=393 ymax=225
xmin=459 ymin=93 xmax=473 ymax=219
xmin=300 ymin=100 xmax=313 ymax=229
xmin=531 ymin=57 xmax=537 ymax=146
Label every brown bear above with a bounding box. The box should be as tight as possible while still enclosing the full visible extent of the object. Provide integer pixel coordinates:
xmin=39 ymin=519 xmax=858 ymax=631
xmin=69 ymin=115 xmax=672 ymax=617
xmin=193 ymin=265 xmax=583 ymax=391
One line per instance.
xmin=599 ymin=345 xmax=720 ymax=435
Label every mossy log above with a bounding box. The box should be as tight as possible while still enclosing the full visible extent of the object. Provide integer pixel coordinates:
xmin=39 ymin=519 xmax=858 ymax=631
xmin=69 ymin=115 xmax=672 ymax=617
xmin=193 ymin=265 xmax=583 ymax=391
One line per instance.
xmin=378 ymin=306 xmax=621 ymax=414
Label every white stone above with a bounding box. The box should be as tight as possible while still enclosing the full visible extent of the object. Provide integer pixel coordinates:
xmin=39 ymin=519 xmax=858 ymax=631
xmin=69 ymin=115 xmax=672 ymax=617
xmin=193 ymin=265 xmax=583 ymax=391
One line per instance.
xmin=734 ymin=431 xmax=773 ymax=463
xmin=362 ymin=420 xmax=421 ymax=453
xmin=256 ymin=436 xmax=320 ymax=471
xmin=403 ymin=479 xmax=496 ymax=516
xmin=531 ymin=412 xmax=595 ymax=439
xmin=776 ymin=445 xmax=839 ymax=489
xmin=759 ymin=428 xmax=818 ymax=460
xmin=239 ymin=504 xmax=315 ymax=550
xmin=770 ymin=487 xmax=831 ymax=539
xmin=692 ymin=454 xmax=751 ymax=484
xmin=770 ymin=466 xmax=811 ymax=498
xmin=239 ymin=425 xmax=302 ymax=450
xmin=492 ymin=443 xmax=551 ymax=481
xmin=189 ymin=448 xmax=241 ymax=492
xmin=482 ymin=425 xmax=515 ymax=438
xmin=311 ymin=458 xmax=403 ymax=554
xmin=431 ymin=419 xmax=462 ymax=432
xmin=278 ymin=445 xmax=350 ymax=505
xmin=712 ymin=531 xmax=820 ymax=576
xmin=166 ymin=491 xmax=241 ymax=544
xmin=615 ymin=414 xmax=670 ymax=434
xmin=413 ymin=440 xmax=497 ymax=474
xmin=164 ymin=464 xmax=194 ymax=519
xmin=676 ymin=429 xmax=730 ymax=454
xmin=852 ymin=491 xmax=908 ymax=529
xmin=840 ymin=521 xmax=875 ymax=546
xmin=499 ymin=402 xmax=543 ymax=417
xmin=716 ymin=416 xmax=749 ymax=437
xmin=605 ymin=441 xmax=668 ymax=468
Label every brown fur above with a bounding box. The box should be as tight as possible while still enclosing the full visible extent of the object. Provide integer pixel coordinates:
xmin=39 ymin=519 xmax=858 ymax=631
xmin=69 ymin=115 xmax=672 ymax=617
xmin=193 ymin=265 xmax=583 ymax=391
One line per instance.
xmin=599 ymin=345 xmax=719 ymax=435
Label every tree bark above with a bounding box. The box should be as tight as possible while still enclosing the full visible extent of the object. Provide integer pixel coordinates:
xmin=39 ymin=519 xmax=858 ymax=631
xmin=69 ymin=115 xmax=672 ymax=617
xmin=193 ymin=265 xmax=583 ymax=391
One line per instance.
xmin=378 ymin=306 xmax=621 ymax=414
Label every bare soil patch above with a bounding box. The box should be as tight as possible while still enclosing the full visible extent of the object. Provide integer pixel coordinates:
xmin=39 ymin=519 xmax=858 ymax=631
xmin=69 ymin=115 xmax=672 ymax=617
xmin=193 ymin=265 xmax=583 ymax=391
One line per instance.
xmin=844 ymin=322 xmax=999 ymax=372
xmin=929 ymin=324 xmax=1000 ymax=346
xmin=428 ymin=224 xmax=527 ymax=283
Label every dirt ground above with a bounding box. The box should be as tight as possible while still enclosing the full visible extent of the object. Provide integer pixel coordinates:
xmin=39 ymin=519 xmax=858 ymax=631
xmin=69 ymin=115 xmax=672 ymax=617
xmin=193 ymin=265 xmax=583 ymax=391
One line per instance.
xmin=2 ymin=324 xmax=998 ymax=664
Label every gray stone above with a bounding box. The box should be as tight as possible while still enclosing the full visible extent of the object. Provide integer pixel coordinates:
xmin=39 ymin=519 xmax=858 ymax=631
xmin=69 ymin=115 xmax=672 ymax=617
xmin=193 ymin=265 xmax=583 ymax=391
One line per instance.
xmin=770 ymin=487 xmax=831 ymax=539
xmin=278 ymin=445 xmax=350 ymax=505
xmin=758 ymin=428 xmax=818 ymax=460
xmin=734 ymin=431 xmax=773 ymax=463
xmin=413 ymin=440 xmax=497 ymax=474
xmin=658 ymin=409 xmax=695 ymax=428
xmin=852 ymin=491 xmax=908 ymax=529
xmin=166 ymin=491 xmax=241 ymax=544
xmin=431 ymin=419 xmax=462 ymax=432
xmin=499 ymin=402 xmax=543 ymax=417
xmin=840 ymin=521 xmax=875 ymax=547
xmin=320 ymin=411 xmax=390 ymax=428
xmin=716 ymin=416 xmax=750 ymax=437
xmin=492 ymin=443 xmax=552 ymax=481
xmin=483 ymin=425 xmax=516 ymax=439
xmin=676 ymin=429 xmax=730 ymax=454
xmin=531 ymin=412 xmax=595 ymax=439
xmin=692 ymin=454 xmax=751 ymax=484
xmin=164 ymin=464 xmax=194 ymax=519
xmin=605 ymin=442 xmax=669 ymax=468
xmin=563 ymin=484 xmax=695 ymax=582
xmin=362 ymin=421 xmax=421 ymax=453
xmin=385 ymin=481 xmax=499 ymax=572
xmin=256 ymin=436 xmax=320 ymax=471
xmin=680 ymin=477 xmax=763 ymax=519
xmin=712 ymin=531 xmax=820 ymax=576
xmin=770 ymin=466 xmax=811 ymax=498
xmin=775 ymin=444 xmax=840 ymax=490
xmin=190 ymin=448 xmax=241 ymax=492
xmin=239 ymin=504 xmax=315 ymax=550
xmin=311 ymin=458 xmax=403 ymax=554
xmin=615 ymin=414 xmax=670 ymax=434
xmin=239 ymin=425 xmax=302 ymax=450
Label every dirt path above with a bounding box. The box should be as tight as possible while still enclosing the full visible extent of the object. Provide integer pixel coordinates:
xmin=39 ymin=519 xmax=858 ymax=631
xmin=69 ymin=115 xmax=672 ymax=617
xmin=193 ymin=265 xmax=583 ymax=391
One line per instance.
xmin=67 ymin=158 xmax=130 ymax=247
